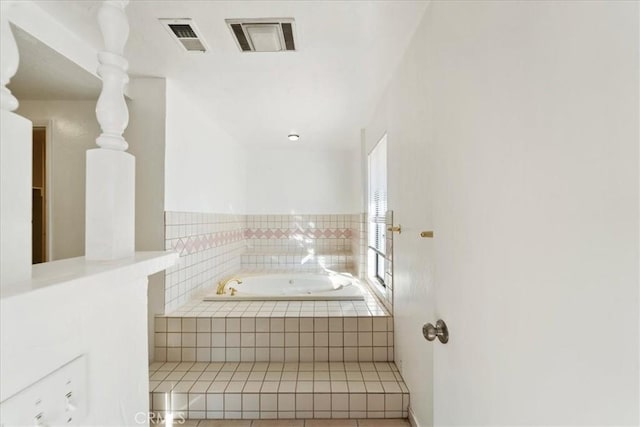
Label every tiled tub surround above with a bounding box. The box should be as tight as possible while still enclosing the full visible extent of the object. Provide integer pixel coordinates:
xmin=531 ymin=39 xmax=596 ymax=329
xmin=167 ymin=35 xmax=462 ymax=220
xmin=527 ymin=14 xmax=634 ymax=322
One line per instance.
xmin=158 ymin=213 xmax=407 ymax=422
xmin=149 ymin=361 xmax=409 ymax=420
xmin=350 ymin=213 xmax=367 ymax=280
xmin=165 ymin=213 xmax=366 ymax=312
xmin=154 ymin=315 xmax=394 ymax=363
xmin=165 ymin=212 xmax=246 ymax=312
xmin=241 ymin=252 xmax=353 ymax=273
xmin=245 ymin=215 xmax=353 ymax=252
xmin=354 ymin=211 xmax=393 ymax=314
xmin=380 ymin=211 xmax=395 ymax=313
xmin=243 ymin=215 xmax=354 ymax=272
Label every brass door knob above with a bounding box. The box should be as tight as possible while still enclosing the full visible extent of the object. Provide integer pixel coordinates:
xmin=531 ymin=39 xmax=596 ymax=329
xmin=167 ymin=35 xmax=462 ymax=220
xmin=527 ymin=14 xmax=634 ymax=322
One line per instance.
xmin=420 ymin=231 xmax=434 ymax=238
xmin=387 ymin=225 xmax=402 ymax=234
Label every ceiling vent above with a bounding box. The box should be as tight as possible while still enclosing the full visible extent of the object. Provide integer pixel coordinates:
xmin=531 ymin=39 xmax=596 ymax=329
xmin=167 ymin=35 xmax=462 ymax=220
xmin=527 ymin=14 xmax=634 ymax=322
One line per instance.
xmin=160 ymin=18 xmax=208 ymax=52
xmin=226 ymin=18 xmax=296 ymax=52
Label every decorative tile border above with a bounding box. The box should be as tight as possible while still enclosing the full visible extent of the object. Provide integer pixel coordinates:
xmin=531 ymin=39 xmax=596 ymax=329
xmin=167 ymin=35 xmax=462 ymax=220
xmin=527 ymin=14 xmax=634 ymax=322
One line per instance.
xmin=245 ymin=215 xmax=354 ymax=256
xmin=172 ymin=230 xmax=245 ymax=256
xmin=164 ymin=212 xmax=245 ymax=313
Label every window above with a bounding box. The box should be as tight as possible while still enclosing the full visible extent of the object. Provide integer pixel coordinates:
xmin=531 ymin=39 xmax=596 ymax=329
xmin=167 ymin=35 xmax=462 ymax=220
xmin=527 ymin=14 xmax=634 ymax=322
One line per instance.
xmin=368 ymin=135 xmax=387 ymax=286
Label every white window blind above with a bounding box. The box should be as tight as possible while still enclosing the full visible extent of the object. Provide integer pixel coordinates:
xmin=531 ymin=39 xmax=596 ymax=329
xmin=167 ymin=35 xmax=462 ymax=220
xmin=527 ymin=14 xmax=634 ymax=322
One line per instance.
xmin=368 ymin=135 xmax=387 ymax=284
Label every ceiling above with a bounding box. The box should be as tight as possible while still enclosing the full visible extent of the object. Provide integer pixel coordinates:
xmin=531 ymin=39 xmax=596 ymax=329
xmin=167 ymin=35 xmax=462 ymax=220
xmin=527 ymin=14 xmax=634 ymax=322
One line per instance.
xmin=8 ymin=24 xmax=101 ymax=101
xmin=31 ymin=1 xmax=429 ymax=149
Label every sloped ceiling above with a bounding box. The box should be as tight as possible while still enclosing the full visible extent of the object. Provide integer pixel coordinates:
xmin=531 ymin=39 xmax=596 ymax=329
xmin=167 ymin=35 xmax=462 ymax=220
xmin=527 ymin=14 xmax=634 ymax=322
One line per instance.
xmin=8 ymin=24 xmax=101 ymax=101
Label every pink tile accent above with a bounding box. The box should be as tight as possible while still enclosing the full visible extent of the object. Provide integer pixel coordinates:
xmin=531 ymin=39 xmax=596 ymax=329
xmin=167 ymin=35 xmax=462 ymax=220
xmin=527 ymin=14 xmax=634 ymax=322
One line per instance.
xmin=171 ymin=230 xmax=245 ymax=256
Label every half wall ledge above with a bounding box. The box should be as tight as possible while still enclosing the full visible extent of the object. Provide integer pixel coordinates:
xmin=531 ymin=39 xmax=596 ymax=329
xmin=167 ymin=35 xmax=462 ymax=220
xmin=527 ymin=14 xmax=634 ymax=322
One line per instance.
xmin=0 ymin=251 xmax=178 ymax=300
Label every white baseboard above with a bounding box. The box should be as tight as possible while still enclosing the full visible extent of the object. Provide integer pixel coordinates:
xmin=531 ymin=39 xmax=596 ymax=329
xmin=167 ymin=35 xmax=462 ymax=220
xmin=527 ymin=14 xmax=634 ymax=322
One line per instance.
xmin=408 ymin=406 xmax=420 ymax=427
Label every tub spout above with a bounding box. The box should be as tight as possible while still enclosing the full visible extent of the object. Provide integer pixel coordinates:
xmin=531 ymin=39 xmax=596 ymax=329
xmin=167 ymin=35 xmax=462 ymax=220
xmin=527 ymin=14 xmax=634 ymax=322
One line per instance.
xmin=216 ymin=277 xmax=242 ymax=295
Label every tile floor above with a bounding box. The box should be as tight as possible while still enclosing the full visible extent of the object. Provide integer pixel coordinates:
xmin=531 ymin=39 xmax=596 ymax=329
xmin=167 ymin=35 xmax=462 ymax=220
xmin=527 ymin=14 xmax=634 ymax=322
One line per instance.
xmin=152 ymin=419 xmax=411 ymax=426
xmin=151 ymin=419 xmax=411 ymax=427
xmin=149 ymin=361 xmax=409 ymax=420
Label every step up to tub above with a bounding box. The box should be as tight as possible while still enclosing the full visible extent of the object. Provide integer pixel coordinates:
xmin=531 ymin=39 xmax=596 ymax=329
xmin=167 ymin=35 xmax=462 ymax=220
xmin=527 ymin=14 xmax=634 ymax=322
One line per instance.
xmin=149 ymin=361 xmax=409 ymax=420
xmin=154 ymin=309 xmax=394 ymax=363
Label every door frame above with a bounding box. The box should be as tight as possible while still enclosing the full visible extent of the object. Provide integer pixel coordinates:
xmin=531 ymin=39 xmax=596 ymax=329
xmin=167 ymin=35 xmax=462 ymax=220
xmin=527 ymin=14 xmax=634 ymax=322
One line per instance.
xmin=32 ymin=120 xmax=54 ymax=262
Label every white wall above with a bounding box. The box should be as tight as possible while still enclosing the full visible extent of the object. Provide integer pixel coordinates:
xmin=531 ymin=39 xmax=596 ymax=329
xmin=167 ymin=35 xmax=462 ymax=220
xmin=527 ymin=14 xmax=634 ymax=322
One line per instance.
xmin=0 ymin=111 xmax=32 ymax=286
xmin=17 ymin=81 xmax=168 ymax=264
xmin=125 ymin=78 xmax=167 ymax=254
xmin=124 ymin=77 xmax=168 ymax=361
xmin=364 ymin=19 xmax=436 ymax=424
xmin=1 ymin=275 xmax=149 ymax=425
xmin=246 ymin=148 xmax=360 ymax=214
xmin=1 ymin=254 xmax=176 ymax=426
xmin=163 ymin=84 xmax=361 ymax=216
xmin=17 ymin=100 xmax=99 ymax=261
xmin=365 ymin=1 xmax=638 ymax=426
xmin=164 ymin=81 xmax=246 ymax=214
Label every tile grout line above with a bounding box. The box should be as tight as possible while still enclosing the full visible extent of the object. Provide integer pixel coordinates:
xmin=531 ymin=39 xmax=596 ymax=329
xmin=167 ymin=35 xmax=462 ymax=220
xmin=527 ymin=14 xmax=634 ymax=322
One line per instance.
xmin=150 ymin=361 xmax=408 ymax=419
xmin=155 ymin=314 xmax=394 ymax=364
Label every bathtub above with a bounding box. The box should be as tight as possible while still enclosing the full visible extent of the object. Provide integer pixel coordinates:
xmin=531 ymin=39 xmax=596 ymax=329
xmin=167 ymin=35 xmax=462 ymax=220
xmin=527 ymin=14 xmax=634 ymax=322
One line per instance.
xmin=202 ymin=273 xmax=364 ymax=301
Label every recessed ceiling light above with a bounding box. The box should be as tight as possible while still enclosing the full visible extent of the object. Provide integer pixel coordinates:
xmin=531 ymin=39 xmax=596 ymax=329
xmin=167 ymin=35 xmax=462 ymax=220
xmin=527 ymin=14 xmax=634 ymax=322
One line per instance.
xmin=288 ymin=133 xmax=300 ymax=141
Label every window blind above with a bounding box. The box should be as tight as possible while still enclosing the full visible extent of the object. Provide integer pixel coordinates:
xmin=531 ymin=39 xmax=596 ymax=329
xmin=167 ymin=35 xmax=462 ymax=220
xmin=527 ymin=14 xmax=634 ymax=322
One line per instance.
xmin=368 ymin=135 xmax=387 ymax=283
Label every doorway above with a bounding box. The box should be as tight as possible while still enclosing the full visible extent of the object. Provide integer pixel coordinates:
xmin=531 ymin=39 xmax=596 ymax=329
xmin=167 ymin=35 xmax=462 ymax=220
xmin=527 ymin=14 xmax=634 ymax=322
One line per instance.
xmin=32 ymin=126 xmax=47 ymax=264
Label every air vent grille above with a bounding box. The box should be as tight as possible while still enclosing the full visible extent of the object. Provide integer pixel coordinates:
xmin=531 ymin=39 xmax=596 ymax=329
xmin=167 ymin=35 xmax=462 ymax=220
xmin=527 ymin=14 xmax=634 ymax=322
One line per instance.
xmin=179 ymin=38 xmax=206 ymax=52
xmin=281 ymin=23 xmax=295 ymax=51
xmin=230 ymin=23 xmax=251 ymax=51
xmin=226 ymin=18 xmax=297 ymax=52
xmin=168 ymin=24 xmax=197 ymax=39
xmin=160 ymin=19 xmax=208 ymax=53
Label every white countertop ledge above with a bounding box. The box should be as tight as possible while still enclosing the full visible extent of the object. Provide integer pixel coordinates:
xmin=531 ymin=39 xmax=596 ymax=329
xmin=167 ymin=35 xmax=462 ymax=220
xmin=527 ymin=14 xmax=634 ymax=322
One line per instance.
xmin=0 ymin=251 xmax=178 ymax=300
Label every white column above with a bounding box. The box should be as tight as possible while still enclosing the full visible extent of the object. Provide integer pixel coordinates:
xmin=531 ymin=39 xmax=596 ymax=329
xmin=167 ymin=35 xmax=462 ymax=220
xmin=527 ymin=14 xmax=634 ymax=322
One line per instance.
xmin=85 ymin=0 xmax=135 ymax=260
xmin=1 ymin=0 xmax=32 ymax=286
xmin=1 ymin=1 xmax=19 ymax=113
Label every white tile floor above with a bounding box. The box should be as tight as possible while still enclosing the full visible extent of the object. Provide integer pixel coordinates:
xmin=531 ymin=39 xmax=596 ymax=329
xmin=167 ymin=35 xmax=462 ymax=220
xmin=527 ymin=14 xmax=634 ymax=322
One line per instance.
xmin=149 ymin=361 xmax=409 ymax=420
xmin=152 ymin=419 xmax=411 ymax=426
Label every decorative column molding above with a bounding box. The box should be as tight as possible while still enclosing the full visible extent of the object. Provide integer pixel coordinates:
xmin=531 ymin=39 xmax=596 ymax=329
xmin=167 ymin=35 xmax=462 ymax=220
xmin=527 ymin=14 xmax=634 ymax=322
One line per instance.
xmin=1 ymin=0 xmax=19 ymax=112
xmin=1 ymin=0 xmax=32 ymax=286
xmin=95 ymin=0 xmax=130 ymax=151
xmin=85 ymin=0 xmax=135 ymax=260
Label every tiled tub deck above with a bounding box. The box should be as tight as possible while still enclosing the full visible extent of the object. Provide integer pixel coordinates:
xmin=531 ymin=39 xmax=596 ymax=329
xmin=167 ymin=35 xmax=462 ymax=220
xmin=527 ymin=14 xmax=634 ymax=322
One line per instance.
xmin=154 ymin=314 xmax=394 ymax=363
xmin=154 ymin=283 xmax=393 ymax=363
xmin=151 ymin=278 xmax=409 ymax=420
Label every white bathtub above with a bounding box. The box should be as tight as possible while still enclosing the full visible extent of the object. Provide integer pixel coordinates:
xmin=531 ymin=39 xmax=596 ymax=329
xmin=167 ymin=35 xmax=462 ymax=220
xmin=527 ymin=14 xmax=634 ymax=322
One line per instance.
xmin=203 ymin=273 xmax=364 ymax=301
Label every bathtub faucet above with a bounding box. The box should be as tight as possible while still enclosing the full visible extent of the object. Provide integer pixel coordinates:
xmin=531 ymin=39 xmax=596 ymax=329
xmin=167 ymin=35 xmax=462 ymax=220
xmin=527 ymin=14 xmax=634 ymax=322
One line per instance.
xmin=217 ymin=277 xmax=242 ymax=295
